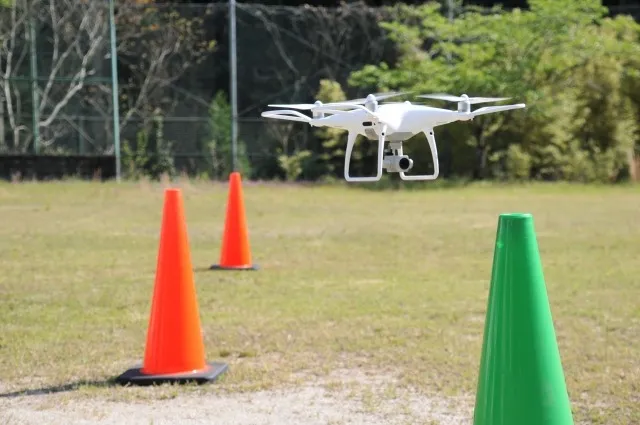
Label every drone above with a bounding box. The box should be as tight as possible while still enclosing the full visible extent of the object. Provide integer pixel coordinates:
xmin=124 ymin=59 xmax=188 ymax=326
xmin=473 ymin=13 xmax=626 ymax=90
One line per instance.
xmin=261 ymin=92 xmax=526 ymax=183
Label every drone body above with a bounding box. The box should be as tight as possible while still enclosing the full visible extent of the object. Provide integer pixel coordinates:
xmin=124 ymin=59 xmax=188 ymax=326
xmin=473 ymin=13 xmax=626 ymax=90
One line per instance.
xmin=261 ymin=93 xmax=526 ymax=183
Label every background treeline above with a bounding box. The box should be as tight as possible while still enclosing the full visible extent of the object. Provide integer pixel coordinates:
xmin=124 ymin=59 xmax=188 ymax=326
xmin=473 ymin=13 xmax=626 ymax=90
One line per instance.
xmin=346 ymin=0 xmax=640 ymax=183
xmin=1 ymin=0 xmax=639 ymax=183
xmin=239 ymin=0 xmax=640 ymax=183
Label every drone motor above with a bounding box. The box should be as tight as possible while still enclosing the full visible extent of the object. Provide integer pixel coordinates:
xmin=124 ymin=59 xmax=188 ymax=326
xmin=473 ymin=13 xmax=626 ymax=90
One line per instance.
xmin=311 ymin=100 xmax=324 ymax=119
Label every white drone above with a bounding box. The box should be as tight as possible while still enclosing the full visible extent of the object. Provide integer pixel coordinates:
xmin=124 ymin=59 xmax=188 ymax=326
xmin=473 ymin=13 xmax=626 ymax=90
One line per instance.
xmin=261 ymin=92 xmax=525 ymax=182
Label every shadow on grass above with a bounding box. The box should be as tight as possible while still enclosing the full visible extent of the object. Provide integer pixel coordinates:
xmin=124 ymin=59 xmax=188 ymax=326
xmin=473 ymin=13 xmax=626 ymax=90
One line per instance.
xmin=194 ymin=266 xmax=216 ymax=273
xmin=0 ymin=378 xmax=117 ymax=399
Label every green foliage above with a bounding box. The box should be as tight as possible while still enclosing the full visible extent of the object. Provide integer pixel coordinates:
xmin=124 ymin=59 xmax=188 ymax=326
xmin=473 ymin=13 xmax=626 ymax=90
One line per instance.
xmin=276 ymin=78 xmax=353 ymax=181
xmin=315 ymin=79 xmax=348 ymax=176
xmin=115 ymin=2 xmax=218 ymax=152
xmin=122 ymin=130 xmax=152 ymax=180
xmin=277 ymin=150 xmax=313 ymax=182
xmin=202 ymin=91 xmax=251 ymax=179
xmin=150 ymin=113 xmax=176 ymax=179
xmin=502 ymin=144 xmax=532 ymax=181
xmin=348 ymin=0 xmax=640 ymax=183
xmin=123 ymin=91 xmax=251 ymax=182
xmin=122 ymin=111 xmax=176 ymax=180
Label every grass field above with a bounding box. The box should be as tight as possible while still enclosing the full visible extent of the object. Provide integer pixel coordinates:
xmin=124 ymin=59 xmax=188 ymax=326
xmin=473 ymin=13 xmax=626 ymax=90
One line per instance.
xmin=0 ymin=179 xmax=639 ymax=424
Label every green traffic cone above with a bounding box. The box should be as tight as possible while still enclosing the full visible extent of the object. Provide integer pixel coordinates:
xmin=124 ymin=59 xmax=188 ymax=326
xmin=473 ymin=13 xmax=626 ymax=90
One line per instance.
xmin=473 ymin=213 xmax=574 ymax=425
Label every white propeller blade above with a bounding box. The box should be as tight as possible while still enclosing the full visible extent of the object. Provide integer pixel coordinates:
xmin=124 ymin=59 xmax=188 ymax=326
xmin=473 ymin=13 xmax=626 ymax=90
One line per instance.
xmin=267 ymin=92 xmax=410 ymax=111
xmin=267 ymin=103 xmax=316 ymax=110
xmin=347 ymin=91 xmax=411 ymax=104
xmin=267 ymin=101 xmax=366 ymax=110
xmin=467 ymin=97 xmax=511 ymax=104
xmin=418 ymin=93 xmax=511 ymax=104
xmin=417 ymin=93 xmax=463 ymax=102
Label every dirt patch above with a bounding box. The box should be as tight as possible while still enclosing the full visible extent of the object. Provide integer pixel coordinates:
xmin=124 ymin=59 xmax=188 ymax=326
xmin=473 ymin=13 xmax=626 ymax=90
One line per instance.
xmin=0 ymin=369 xmax=474 ymax=425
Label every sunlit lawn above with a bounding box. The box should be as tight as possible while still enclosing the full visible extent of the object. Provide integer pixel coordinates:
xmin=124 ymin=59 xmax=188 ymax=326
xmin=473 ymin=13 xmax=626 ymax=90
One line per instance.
xmin=0 ymin=179 xmax=638 ymax=424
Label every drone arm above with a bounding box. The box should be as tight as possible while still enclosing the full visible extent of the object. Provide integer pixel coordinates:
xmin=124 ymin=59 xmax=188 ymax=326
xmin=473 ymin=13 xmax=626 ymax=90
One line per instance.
xmin=314 ymin=108 xmax=360 ymax=115
xmin=470 ymin=103 xmax=526 ymax=117
xmin=344 ymin=128 xmax=385 ymax=183
xmin=315 ymin=103 xmax=378 ymax=119
xmin=261 ymin=109 xmax=312 ymax=123
xmin=399 ymin=128 xmax=439 ymax=181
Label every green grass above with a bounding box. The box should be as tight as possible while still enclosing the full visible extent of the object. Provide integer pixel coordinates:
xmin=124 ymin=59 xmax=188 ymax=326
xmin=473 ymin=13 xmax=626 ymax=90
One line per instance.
xmin=0 ymin=179 xmax=639 ymax=423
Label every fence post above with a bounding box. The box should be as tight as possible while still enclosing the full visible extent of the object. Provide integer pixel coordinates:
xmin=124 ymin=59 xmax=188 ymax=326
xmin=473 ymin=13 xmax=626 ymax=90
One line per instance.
xmin=28 ymin=0 xmax=40 ymax=154
xmin=109 ymin=0 xmax=122 ymax=182
xmin=229 ymin=0 xmax=238 ymax=172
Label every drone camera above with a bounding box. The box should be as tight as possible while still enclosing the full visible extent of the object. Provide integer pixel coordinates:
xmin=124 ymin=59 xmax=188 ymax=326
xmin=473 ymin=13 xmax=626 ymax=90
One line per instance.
xmin=383 ymin=154 xmax=414 ymax=173
xmin=398 ymin=156 xmax=412 ymax=171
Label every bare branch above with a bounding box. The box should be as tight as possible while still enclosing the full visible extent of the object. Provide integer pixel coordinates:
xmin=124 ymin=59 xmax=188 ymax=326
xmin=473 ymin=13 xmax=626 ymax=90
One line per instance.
xmin=1 ymin=1 xmax=32 ymax=150
xmin=1 ymin=0 xmax=110 ymax=152
xmin=111 ymin=4 xmax=216 ymax=133
xmin=39 ymin=2 xmax=107 ymax=128
xmin=37 ymin=0 xmax=100 ymax=116
xmin=0 ymin=2 xmax=214 ymax=156
xmin=236 ymin=2 xmax=392 ymax=119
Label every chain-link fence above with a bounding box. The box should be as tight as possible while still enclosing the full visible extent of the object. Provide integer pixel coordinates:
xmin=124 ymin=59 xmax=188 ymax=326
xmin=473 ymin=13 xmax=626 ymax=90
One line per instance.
xmin=0 ymin=1 xmax=405 ymax=180
xmin=0 ymin=0 xmax=115 ymax=154
xmin=232 ymin=2 xmax=401 ymax=180
xmin=2 ymin=1 xmax=638 ymax=181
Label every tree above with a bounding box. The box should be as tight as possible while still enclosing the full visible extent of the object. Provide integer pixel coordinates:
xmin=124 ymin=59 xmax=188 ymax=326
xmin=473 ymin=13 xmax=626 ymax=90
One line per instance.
xmin=88 ymin=1 xmax=216 ymax=152
xmin=203 ymin=91 xmax=251 ymax=179
xmin=315 ymin=79 xmax=347 ymax=177
xmin=348 ymin=0 xmax=640 ymax=182
xmin=0 ymin=0 xmax=109 ymax=152
xmin=0 ymin=0 xmax=215 ymax=154
xmin=0 ymin=0 xmax=11 ymax=150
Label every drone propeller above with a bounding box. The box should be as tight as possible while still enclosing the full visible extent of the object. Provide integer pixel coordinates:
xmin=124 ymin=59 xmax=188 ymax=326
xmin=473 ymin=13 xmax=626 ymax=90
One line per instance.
xmin=268 ymin=91 xmax=410 ymax=111
xmin=267 ymin=103 xmax=316 ymax=110
xmin=417 ymin=93 xmax=510 ymax=104
xmin=267 ymin=101 xmax=360 ymax=110
xmin=346 ymin=91 xmax=411 ymax=104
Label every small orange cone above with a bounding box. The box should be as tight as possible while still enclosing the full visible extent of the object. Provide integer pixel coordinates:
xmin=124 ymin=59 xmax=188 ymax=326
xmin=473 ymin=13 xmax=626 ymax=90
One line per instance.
xmin=117 ymin=188 xmax=228 ymax=385
xmin=210 ymin=171 xmax=259 ymax=271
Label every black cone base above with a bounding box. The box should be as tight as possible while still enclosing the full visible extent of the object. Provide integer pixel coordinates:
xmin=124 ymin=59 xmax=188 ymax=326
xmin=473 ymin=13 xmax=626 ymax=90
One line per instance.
xmin=209 ymin=264 xmax=259 ymax=271
xmin=116 ymin=362 xmax=228 ymax=386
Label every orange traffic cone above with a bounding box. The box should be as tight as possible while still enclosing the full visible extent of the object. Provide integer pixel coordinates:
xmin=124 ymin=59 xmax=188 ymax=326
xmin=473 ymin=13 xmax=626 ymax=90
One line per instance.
xmin=210 ymin=171 xmax=259 ymax=270
xmin=117 ymin=188 xmax=228 ymax=385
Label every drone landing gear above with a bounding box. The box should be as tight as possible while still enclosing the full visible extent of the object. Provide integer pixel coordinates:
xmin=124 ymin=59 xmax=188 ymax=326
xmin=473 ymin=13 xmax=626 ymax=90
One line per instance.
xmin=344 ymin=126 xmax=386 ymax=183
xmin=396 ymin=129 xmax=439 ymax=181
xmin=343 ymin=127 xmax=440 ymax=183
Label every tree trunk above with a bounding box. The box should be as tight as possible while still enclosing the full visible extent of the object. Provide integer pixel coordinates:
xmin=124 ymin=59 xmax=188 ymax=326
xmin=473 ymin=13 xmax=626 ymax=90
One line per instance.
xmin=630 ymin=147 xmax=639 ymax=183
xmin=474 ymin=143 xmax=490 ymax=180
xmin=473 ymin=125 xmax=488 ymax=180
xmin=0 ymin=96 xmax=4 ymax=151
